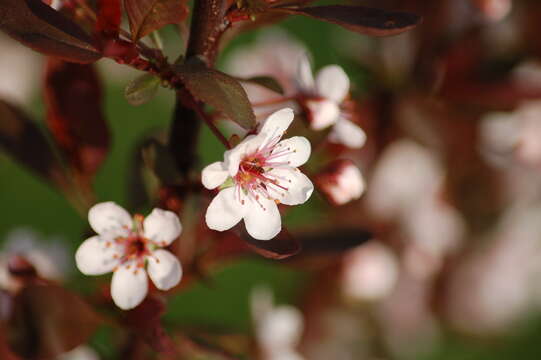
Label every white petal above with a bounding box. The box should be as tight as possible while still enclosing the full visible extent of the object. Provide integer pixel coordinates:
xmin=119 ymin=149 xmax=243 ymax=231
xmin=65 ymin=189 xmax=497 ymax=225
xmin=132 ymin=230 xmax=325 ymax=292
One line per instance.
xmin=296 ymin=52 xmax=315 ymax=92
xmin=111 ymin=264 xmax=148 ymax=310
xmin=316 ymin=65 xmax=350 ymax=103
xmin=258 ymin=108 xmax=295 ymax=144
xmin=326 ymin=163 xmax=365 ymax=205
xmin=206 ymin=187 xmax=247 ymax=231
xmin=269 ymin=168 xmax=314 ymax=206
xmin=224 ymin=135 xmax=262 ymax=177
xmin=75 ymin=236 xmax=120 ymax=275
xmin=328 ymin=118 xmax=367 ymax=148
xmin=306 ymin=99 xmax=340 ymax=130
xmin=201 ymin=161 xmax=229 ymax=189
xmin=143 ymin=208 xmax=182 ymax=246
xmin=244 ymin=197 xmax=281 ymax=240
xmin=88 ymin=202 xmax=132 ymax=236
xmin=147 ymin=249 xmax=182 ymax=290
xmin=257 ymin=306 xmax=304 ymax=350
xmin=273 ymin=136 xmax=311 ymax=168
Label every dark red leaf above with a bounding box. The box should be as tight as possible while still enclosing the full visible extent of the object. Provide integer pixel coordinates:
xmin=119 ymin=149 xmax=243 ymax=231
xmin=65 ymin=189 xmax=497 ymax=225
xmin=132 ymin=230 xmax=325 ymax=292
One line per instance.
xmin=0 ymin=99 xmax=66 ymax=186
xmin=299 ymin=228 xmax=372 ymax=254
xmin=6 ymin=284 xmax=101 ymax=359
xmin=125 ymin=296 xmax=175 ymax=354
xmin=96 ymin=0 xmax=122 ymax=37
xmin=44 ymin=58 xmax=110 ymax=180
xmin=242 ymin=228 xmax=301 ymax=260
xmin=124 ymin=0 xmax=189 ymax=41
xmin=175 ymin=62 xmax=256 ymax=130
xmin=0 ymin=0 xmax=101 ymax=63
xmin=274 ymin=5 xmax=422 ymax=37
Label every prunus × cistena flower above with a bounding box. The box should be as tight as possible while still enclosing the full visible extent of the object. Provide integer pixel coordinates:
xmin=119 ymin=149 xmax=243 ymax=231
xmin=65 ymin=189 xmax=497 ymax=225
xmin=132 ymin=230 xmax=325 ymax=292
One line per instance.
xmin=75 ymin=202 xmax=182 ymax=310
xmin=296 ymin=54 xmax=367 ymax=149
xmin=201 ymin=108 xmax=314 ymax=241
xmin=251 ymin=287 xmax=305 ymax=360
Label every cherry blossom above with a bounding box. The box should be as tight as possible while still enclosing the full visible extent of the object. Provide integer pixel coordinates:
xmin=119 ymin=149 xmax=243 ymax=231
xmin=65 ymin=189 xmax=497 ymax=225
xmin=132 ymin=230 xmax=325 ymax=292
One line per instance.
xmin=226 ymin=32 xmax=366 ymax=149
xmin=251 ymin=287 xmax=305 ymax=360
xmin=315 ymin=159 xmax=365 ymax=205
xmin=480 ymin=101 xmax=541 ymax=167
xmin=202 ymin=108 xmax=313 ymax=240
xmin=75 ymin=202 xmax=182 ymax=310
xmin=0 ymin=228 xmax=69 ymax=292
xmin=295 ymin=54 xmax=366 ymax=148
xmin=342 ymin=242 xmax=398 ymax=302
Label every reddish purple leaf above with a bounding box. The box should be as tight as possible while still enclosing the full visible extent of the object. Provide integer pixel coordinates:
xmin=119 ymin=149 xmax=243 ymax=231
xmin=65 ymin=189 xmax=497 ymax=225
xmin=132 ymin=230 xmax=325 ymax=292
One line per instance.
xmin=6 ymin=284 xmax=101 ymax=359
xmin=242 ymin=228 xmax=301 ymax=260
xmin=299 ymin=228 xmax=372 ymax=254
xmin=274 ymin=5 xmax=422 ymax=37
xmin=0 ymin=99 xmax=66 ymax=186
xmin=96 ymin=0 xmax=122 ymax=37
xmin=125 ymin=296 xmax=175 ymax=354
xmin=175 ymin=62 xmax=256 ymax=130
xmin=124 ymin=0 xmax=189 ymax=41
xmin=44 ymin=58 xmax=110 ymax=180
xmin=0 ymin=0 xmax=101 ymax=63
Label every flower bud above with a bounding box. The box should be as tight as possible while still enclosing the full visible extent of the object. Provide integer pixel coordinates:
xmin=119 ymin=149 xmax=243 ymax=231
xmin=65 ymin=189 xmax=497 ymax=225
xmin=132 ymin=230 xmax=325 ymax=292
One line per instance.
xmin=7 ymin=254 xmax=37 ymax=279
xmin=315 ymin=159 xmax=365 ymax=205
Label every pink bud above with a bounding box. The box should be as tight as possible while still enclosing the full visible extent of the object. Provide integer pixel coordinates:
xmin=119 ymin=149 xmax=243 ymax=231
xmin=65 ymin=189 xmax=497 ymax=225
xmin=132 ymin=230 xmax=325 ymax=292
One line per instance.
xmin=315 ymin=159 xmax=365 ymax=205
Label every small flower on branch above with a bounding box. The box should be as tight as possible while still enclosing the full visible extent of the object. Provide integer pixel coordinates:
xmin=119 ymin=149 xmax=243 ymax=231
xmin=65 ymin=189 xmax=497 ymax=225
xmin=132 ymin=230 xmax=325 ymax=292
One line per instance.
xmin=314 ymin=159 xmax=365 ymax=206
xmin=295 ymin=54 xmax=367 ymax=149
xmin=75 ymin=202 xmax=182 ymax=310
xmin=202 ymin=108 xmax=313 ymax=240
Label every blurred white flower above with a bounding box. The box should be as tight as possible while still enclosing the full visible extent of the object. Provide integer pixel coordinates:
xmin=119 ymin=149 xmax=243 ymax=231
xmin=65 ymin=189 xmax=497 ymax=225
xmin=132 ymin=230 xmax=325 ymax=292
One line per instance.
xmin=304 ymin=308 xmax=366 ymax=360
xmin=225 ymin=30 xmax=307 ymax=110
xmin=480 ymin=101 xmax=541 ymax=166
xmin=342 ymin=242 xmax=398 ymax=302
xmin=251 ymin=287 xmax=304 ymax=360
xmin=0 ymin=34 xmax=41 ymax=105
xmin=57 ymin=345 xmax=99 ymax=360
xmin=202 ymin=108 xmax=313 ymax=240
xmin=366 ymin=140 xmax=464 ymax=276
xmin=315 ymin=159 xmax=365 ymax=206
xmin=225 ymin=31 xmax=366 ymax=149
xmin=75 ymin=202 xmax=182 ymax=310
xmin=473 ymin=0 xmax=512 ymax=22
xmin=295 ymin=55 xmax=366 ymax=148
xmin=366 ymin=140 xmax=443 ymax=220
xmin=444 ymin=205 xmax=541 ymax=335
xmin=0 ymin=228 xmax=69 ymax=291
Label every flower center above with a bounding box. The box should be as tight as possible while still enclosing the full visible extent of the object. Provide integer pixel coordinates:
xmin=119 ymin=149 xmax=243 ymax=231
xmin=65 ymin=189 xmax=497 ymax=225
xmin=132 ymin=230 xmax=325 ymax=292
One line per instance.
xmin=233 ymin=141 xmax=294 ymax=209
xmin=109 ymin=215 xmax=155 ymax=271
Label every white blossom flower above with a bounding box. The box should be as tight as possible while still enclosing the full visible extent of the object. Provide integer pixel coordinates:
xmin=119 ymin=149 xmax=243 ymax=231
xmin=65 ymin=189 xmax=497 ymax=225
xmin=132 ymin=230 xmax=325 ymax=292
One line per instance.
xmin=0 ymin=34 xmax=41 ymax=105
xmin=75 ymin=202 xmax=182 ymax=310
xmin=225 ymin=32 xmax=367 ymax=149
xmin=342 ymin=242 xmax=398 ymax=301
xmin=296 ymin=54 xmax=367 ymax=148
xmin=202 ymin=108 xmax=313 ymax=240
xmin=251 ymin=287 xmax=305 ymax=360
xmin=474 ymin=0 xmax=512 ymax=22
xmin=57 ymin=345 xmax=100 ymax=360
xmin=480 ymin=101 xmax=541 ymax=167
xmin=0 ymin=228 xmax=69 ymax=292
xmin=315 ymin=159 xmax=365 ymax=205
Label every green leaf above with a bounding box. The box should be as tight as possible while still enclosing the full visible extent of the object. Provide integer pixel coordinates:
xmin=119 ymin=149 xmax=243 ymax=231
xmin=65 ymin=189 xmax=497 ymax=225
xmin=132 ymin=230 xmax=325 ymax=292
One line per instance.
xmin=175 ymin=62 xmax=256 ymax=130
xmin=124 ymin=73 xmax=161 ymax=106
xmin=237 ymin=75 xmax=284 ymax=95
